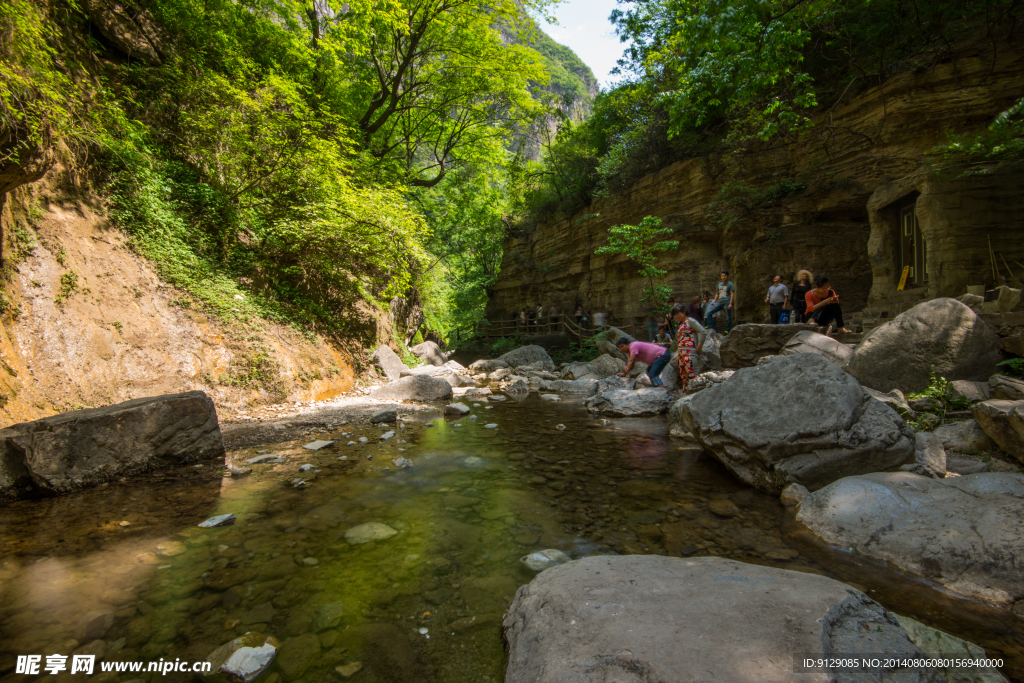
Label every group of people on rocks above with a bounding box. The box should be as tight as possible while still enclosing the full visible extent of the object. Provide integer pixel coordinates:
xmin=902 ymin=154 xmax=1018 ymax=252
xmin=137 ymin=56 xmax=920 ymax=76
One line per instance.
xmin=613 ymin=269 xmax=851 ymax=392
xmin=761 ymin=269 xmax=852 ymax=334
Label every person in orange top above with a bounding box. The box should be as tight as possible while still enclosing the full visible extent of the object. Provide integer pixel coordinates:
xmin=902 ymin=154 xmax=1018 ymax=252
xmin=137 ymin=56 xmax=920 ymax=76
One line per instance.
xmin=805 ymin=275 xmax=852 ymax=334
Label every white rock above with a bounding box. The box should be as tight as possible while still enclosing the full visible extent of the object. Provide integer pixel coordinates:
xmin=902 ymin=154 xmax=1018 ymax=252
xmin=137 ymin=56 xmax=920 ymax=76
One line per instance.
xmin=521 ymin=549 xmax=571 ymax=572
xmin=219 ymin=643 xmax=277 ymax=682
xmin=303 ymin=440 xmax=335 ymax=450
xmin=197 ymin=514 xmax=236 ymax=528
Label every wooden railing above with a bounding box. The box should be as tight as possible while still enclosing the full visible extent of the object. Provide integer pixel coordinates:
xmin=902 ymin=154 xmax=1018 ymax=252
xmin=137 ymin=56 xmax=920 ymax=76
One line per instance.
xmin=472 ymin=316 xmax=610 ymax=344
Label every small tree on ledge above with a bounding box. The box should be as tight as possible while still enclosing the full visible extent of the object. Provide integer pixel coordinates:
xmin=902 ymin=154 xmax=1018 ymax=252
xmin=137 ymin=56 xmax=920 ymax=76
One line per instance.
xmin=594 ymin=216 xmax=679 ymax=307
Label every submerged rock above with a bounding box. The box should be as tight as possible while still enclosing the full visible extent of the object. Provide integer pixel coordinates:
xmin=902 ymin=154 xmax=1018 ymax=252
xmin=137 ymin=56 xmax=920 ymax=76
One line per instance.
xmin=345 ymin=522 xmax=398 ymax=545
xmin=203 ymin=633 xmax=279 ymax=683
xmin=798 ymin=472 xmax=1024 ymax=607
xmin=677 ymin=354 xmax=914 ymax=492
xmin=247 ymin=454 xmax=285 ymax=464
xmin=197 ymin=514 xmax=236 ymax=528
xmin=504 ymin=556 xmax=936 ymax=683
xmin=520 ymin=549 xmax=571 ymax=572
xmin=302 ymin=440 xmax=335 ymax=450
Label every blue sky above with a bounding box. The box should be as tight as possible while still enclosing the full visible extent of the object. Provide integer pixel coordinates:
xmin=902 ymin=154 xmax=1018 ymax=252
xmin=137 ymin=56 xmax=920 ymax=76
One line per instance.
xmin=541 ymin=0 xmax=629 ymax=89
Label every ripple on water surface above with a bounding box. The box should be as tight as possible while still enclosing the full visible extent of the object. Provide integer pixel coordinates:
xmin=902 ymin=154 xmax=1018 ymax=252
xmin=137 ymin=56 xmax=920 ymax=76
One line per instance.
xmin=0 ymin=394 xmax=1021 ymax=682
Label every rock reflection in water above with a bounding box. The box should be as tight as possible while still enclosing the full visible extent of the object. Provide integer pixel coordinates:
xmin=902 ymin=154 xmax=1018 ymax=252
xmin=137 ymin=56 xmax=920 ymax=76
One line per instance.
xmin=0 ymin=395 xmax=1018 ymax=682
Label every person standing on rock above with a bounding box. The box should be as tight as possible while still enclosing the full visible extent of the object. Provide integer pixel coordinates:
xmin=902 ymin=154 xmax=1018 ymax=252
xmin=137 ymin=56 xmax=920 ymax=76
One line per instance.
xmin=805 ymin=275 xmax=852 ymax=335
xmin=791 ymin=270 xmax=813 ymax=323
xmin=765 ymin=275 xmax=790 ymax=324
xmin=704 ymin=271 xmax=735 ymax=333
xmin=671 ymin=304 xmax=703 ymax=392
xmin=615 ymin=337 xmax=671 ymax=388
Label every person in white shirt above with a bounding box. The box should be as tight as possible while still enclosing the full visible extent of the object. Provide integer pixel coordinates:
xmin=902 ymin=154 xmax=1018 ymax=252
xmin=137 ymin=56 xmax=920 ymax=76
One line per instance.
xmin=764 ymin=275 xmax=790 ymax=324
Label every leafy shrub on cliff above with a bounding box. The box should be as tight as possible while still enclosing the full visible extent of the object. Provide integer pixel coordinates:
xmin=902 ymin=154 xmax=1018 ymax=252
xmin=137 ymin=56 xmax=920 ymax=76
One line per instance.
xmin=932 ymin=96 xmax=1024 ymax=174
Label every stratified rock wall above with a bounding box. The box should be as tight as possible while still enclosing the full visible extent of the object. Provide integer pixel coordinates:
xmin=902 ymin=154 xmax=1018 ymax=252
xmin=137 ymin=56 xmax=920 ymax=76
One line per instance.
xmin=489 ymin=39 xmax=1024 ymax=326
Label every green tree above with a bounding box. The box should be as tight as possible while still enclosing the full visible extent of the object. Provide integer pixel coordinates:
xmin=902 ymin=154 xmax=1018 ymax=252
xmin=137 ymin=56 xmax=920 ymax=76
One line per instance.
xmin=594 ymin=215 xmax=678 ymax=306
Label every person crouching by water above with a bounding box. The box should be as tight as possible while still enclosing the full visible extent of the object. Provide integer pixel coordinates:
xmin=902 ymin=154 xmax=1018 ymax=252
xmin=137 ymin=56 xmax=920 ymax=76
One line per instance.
xmin=805 ymin=275 xmax=852 ymax=335
xmin=615 ymin=337 xmax=671 ymax=388
xmin=672 ymin=303 xmax=704 ymax=393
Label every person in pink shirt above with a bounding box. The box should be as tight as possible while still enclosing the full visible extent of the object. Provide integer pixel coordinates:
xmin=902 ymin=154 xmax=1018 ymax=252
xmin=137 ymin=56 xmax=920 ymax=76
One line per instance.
xmin=614 ymin=338 xmax=671 ymax=387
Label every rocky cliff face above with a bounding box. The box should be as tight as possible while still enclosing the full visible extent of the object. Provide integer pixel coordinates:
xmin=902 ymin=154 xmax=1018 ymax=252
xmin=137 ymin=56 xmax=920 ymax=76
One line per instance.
xmin=488 ymin=38 xmax=1024 ymax=326
xmin=0 ymin=180 xmax=358 ymax=427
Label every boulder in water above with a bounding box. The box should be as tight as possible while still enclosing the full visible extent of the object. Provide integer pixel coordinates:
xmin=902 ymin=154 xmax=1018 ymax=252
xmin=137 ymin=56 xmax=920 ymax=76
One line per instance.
xmin=585 ymin=389 xmax=674 ymax=417
xmin=0 ymin=391 xmax=224 ymax=501
xmin=677 ymin=354 xmax=914 ymax=492
xmin=797 ymin=472 xmax=1024 ymax=607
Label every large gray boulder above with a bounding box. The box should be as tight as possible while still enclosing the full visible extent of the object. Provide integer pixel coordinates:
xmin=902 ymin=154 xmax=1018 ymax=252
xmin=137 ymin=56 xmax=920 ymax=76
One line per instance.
xmin=844 ymin=298 xmax=1004 ymax=394
xmin=498 ymin=345 xmax=553 ymax=368
xmin=369 ymin=375 xmax=453 ymax=402
xmin=677 ymin=354 xmax=914 ymax=492
xmin=587 ymin=354 xmax=623 ymax=379
xmin=504 ymin=555 xmax=944 ymax=683
xmin=798 ymin=472 xmax=1024 ymax=607
xmin=410 ymin=341 xmax=447 ymax=366
xmin=584 ymin=388 xmax=674 ymax=417
xmin=0 ymin=392 xmax=224 ymax=501
xmin=972 ymin=400 xmax=1024 ymax=462
xmin=719 ymin=323 xmax=815 ymax=368
xmin=698 ymin=329 xmax=724 ymax=372
xmin=596 ymin=326 xmax=635 ymax=344
xmin=371 ymin=345 xmax=409 ymax=381
xmin=781 ymin=330 xmax=854 ymax=366
xmin=905 ymin=432 xmax=946 ymax=477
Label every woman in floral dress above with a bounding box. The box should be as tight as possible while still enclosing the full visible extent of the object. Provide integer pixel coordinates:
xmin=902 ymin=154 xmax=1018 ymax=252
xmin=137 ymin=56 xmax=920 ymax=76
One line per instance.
xmin=671 ymin=304 xmax=700 ymax=393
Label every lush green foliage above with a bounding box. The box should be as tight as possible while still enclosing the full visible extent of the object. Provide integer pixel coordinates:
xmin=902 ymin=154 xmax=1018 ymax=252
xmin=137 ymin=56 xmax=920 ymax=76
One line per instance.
xmin=932 ymin=96 xmax=1024 ymax=173
xmin=515 ymin=0 xmax=1023 ymax=224
xmin=31 ymin=0 xmax=571 ymax=345
xmin=0 ymin=0 xmax=93 ymax=167
xmin=998 ymin=358 xmax=1024 ymax=378
xmin=595 ymin=215 xmax=679 ymax=305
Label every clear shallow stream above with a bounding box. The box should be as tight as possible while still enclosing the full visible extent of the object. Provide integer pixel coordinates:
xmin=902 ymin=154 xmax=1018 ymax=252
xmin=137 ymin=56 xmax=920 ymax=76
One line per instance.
xmin=0 ymin=394 xmax=1021 ymax=682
